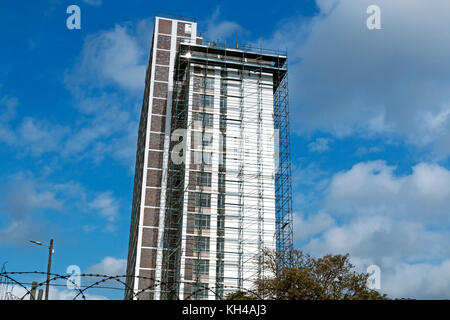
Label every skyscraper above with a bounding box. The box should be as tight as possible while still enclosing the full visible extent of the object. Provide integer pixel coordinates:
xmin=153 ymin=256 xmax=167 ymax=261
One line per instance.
xmin=125 ymin=15 xmax=292 ymax=300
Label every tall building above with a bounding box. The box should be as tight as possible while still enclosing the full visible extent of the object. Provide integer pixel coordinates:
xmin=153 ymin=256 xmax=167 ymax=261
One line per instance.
xmin=125 ymin=15 xmax=292 ymax=300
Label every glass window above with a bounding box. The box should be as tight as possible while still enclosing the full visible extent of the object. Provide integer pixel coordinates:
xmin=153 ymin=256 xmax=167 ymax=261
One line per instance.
xmin=203 ymin=113 xmax=214 ymax=128
xmin=203 ymin=133 xmax=213 ymax=146
xmin=216 ymin=238 xmax=224 ymax=253
xmin=194 ymin=151 xmax=212 ymax=165
xmin=201 ymin=193 xmax=211 ymax=207
xmin=200 ymin=77 xmax=214 ymax=89
xmin=217 ymin=215 xmax=225 ymax=230
xmin=194 ymin=236 xmax=210 ymax=252
xmin=197 ymin=172 xmax=212 ymax=187
xmin=203 ymin=95 xmax=214 ymax=109
xmin=218 ymin=194 xmax=225 ymax=209
xmin=195 ymin=193 xmax=211 ymax=207
xmin=218 ymin=173 xmax=225 ymax=186
xmin=203 ymin=152 xmax=212 ymax=165
xmin=193 ymin=259 xmax=209 ymax=275
xmin=194 ymin=214 xmax=210 ymax=229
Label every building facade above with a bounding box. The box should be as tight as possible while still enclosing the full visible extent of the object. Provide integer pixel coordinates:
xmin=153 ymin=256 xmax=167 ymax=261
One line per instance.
xmin=125 ymin=15 xmax=292 ymax=300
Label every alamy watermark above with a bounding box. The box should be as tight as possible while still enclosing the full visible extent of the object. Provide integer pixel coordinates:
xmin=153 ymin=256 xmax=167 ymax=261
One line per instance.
xmin=366 ymin=264 xmax=381 ymax=290
xmin=66 ymin=265 xmax=81 ymax=290
xmin=367 ymin=5 xmax=381 ymax=30
xmin=66 ymin=5 xmax=81 ymax=30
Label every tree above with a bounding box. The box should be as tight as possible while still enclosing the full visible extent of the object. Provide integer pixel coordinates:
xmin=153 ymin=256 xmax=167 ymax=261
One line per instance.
xmin=251 ymin=249 xmax=388 ymax=300
xmin=225 ymin=290 xmax=257 ymax=300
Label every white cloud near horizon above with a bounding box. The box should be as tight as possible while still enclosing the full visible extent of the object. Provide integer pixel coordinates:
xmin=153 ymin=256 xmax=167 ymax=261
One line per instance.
xmin=2 ymin=256 xmax=126 ymax=300
xmin=86 ymin=256 xmax=127 ymax=276
xmin=294 ymin=160 xmax=450 ymax=299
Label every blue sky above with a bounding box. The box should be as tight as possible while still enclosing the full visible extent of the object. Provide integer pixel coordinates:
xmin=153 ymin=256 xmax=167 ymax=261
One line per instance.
xmin=1 ymin=0 xmax=450 ymax=299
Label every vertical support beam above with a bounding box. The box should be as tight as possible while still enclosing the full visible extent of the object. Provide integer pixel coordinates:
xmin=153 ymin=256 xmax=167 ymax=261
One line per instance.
xmin=30 ymin=281 xmax=37 ymax=300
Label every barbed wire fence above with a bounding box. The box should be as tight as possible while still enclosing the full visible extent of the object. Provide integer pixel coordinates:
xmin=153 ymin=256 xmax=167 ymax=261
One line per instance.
xmin=0 ymin=270 xmax=262 ymax=300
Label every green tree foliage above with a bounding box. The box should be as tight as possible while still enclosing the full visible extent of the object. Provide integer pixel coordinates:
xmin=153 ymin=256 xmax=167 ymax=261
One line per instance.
xmin=225 ymin=290 xmax=257 ymax=300
xmin=228 ymin=249 xmax=388 ymax=300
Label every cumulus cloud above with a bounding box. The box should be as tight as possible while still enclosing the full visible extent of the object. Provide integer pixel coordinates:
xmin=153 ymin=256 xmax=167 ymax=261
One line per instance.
xmin=0 ymin=174 xmax=63 ymax=243
xmin=67 ymin=23 xmax=149 ymax=92
xmin=204 ymin=7 xmax=244 ymax=43
xmin=293 ymin=211 xmax=334 ymax=241
xmin=61 ymin=20 xmax=151 ymax=165
xmin=61 ymin=93 xmax=139 ymax=164
xmin=355 ymin=145 xmax=382 ymax=157
xmin=0 ymin=172 xmax=122 ymax=242
xmin=86 ymin=256 xmax=126 ymax=276
xmin=298 ymin=160 xmax=450 ymax=298
xmin=0 ymin=20 xmax=146 ymax=164
xmin=88 ymin=192 xmax=121 ymax=232
xmin=382 ymin=260 xmax=450 ymax=299
xmin=308 ymin=137 xmax=331 ymax=153
xmin=260 ymin=0 xmax=450 ymax=157
xmin=18 ymin=118 xmax=68 ymax=156
xmin=325 ymin=161 xmax=450 ymax=221
xmin=89 ymin=192 xmax=119 ymax=222
xmin=4 ymin=283 xmax=108 ymax=300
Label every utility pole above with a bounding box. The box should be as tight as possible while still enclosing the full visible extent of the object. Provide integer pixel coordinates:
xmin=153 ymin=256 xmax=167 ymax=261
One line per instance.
xmin=45 ymin=239 xmax=54 ymax=300
xmin=30 ymin=238 xmax=54 ymax=300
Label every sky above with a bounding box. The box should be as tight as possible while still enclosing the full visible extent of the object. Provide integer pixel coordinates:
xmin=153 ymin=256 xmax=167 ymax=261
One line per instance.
xmin=0 ymin=0 xmax=449 ymax=299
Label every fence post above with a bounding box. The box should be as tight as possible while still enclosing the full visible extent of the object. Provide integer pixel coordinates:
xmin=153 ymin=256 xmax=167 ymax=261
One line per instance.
xmin=30 ymin=281 xmax=37 ymax=300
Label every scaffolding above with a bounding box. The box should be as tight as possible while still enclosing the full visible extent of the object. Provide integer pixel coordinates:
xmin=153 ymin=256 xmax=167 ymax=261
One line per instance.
xmin=273 ymin=53 xmax=294 ymax=261
xmin=158 ymin=38 xmax=292 ymax=300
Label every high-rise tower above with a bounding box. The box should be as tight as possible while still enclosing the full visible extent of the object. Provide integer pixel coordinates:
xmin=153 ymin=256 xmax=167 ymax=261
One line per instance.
xmin=125 ymin=15 xmax=292 ymax=300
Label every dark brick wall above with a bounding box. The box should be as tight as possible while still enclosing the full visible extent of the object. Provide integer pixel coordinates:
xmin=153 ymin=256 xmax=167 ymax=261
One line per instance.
xmin=143 ymin=207 xmax=160 ymax=227
xmin=145 ymin=188 xmax=161 ymax=207
xmin=146 ymin=169 xmax=163 ymax=187
xmin=158 ymin=19 xmax=172 ymax=35
xmin=140 ymin=248 xmax=157 ymax=268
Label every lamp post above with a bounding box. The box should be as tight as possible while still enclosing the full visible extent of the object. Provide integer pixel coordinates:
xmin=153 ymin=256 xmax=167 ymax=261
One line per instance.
xmin=30 ymin=239 xmax=54 ymax=300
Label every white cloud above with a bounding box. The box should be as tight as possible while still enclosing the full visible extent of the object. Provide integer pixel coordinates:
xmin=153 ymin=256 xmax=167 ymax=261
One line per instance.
xmin=67 ymin=24 xmax=148 ymax=92
xmin=308 ymin=137 xmax=331 ymax=153
xmin=0 ymin=93 xmax=69 ymax=157
xmin=0 ymin=94 xmax=19 ymax=145
xmin=0 ymin=172 xmax=123 ymax=241
xmin=0 ymin=21 xmax=144 ymax=164
xmin=4 ymin=283 xmax=108 ymax=300
xmin=293 ymin=211 xmax=334 ymax=241
xmin=0 ymin=94 xmax=18 ymax=121
xmin=355 ymin=145 xmax=382 ymax=157
xmin=0 ymin=174 xmax=63 ymax=243
xmin=18 ymin=118 xmax=68 ymax=156
xmin=61 ymin=21 xmax=148 ymax=165
xmin=382 ymin=260 xmax=450 ymax=299
xmin=86 ymin=256 xmax=126 ymax=276
xmin=325 ymin=161 xmax=450 ymax=221
xmin=89 ymin=192 xmax=120 ymax=223
xmin=82 ymin=0 xmax=102 ymax=7
xmin=259 ymin=0 xmax=450 ymax=157
xmin=298 ymin=160 xmax=450 ymax=298
xmin=204 ymin=7 xmax=244 ymax=43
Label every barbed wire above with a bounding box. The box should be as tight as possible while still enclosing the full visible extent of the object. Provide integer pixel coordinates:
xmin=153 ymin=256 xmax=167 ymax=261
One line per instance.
xmin=0 ymin=271 xmax=262 ymax=300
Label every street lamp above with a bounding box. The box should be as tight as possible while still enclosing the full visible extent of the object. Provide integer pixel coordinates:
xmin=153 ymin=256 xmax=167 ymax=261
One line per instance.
xmin=29 ymin=239 xmax=54 ymax=300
